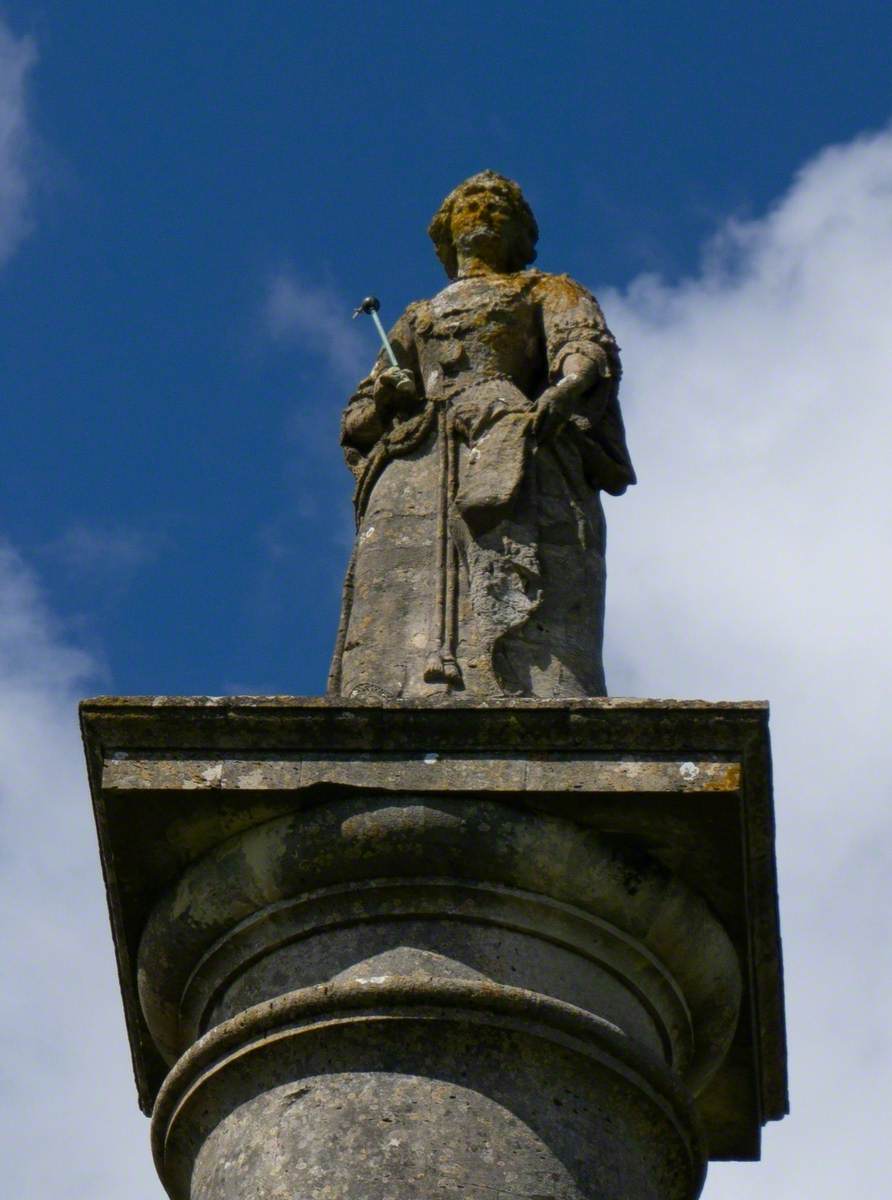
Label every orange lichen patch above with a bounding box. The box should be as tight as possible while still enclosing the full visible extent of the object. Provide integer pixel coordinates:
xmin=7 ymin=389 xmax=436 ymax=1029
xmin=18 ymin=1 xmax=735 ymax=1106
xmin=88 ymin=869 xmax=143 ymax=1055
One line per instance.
xmin=532 ymin=272 xmax=587 ymax=312
xmin=448 ymin=197 xmax=513 ymax=244
xmin=429 ymin=171 xmax=538 ymax=277
xmin=702 ymin=763 xmax=742 ymax=791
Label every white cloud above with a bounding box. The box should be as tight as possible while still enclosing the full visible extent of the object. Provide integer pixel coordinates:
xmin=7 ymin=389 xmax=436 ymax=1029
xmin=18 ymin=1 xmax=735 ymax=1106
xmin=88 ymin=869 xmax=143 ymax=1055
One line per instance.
xmin=264 ymin=269 xmax=368 ymax=385
xmin=0 ymin=24 xmax=156 ymax=1194
xmin=0 ymin=16 xmax=36 ymax=265
xmin=0 ymin=542 xmax=160 ymax=1198
xmin=261 ymin=270 xmax=361 ymax=564
xmin=44 ymin=522 xmax=164 ymax=593
xmin=602 ymin=125 xmax=892 ymax=1196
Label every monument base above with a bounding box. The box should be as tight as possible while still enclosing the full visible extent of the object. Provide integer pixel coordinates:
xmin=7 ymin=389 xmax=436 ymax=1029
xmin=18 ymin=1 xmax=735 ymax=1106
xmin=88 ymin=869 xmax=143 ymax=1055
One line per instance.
xmin=82 ymin=697 xmax=786 ymax=1200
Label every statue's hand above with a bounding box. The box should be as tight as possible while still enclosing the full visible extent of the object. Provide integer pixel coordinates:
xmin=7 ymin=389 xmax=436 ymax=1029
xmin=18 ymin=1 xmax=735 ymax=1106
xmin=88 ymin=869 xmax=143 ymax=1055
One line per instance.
xmin=373 ymin=367 xmax=418 ymax=418
xmin=533 ymin=373 xmax=580 ymax=443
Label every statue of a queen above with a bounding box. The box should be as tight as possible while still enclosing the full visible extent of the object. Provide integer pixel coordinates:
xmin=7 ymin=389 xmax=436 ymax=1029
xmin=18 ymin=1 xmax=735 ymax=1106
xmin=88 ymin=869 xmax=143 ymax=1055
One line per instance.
xmin=329 ymin=171 xmax=635 ymax=701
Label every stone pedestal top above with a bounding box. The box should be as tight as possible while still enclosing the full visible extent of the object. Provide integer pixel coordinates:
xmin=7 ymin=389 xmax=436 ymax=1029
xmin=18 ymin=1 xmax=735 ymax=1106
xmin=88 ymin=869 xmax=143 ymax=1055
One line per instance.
xmin=81 ymin=696 xmax=786 ymax=1161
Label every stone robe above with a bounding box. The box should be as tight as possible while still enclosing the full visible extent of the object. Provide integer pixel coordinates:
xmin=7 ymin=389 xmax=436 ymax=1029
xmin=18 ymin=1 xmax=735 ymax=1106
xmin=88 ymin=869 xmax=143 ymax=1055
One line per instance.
xmin=329 ymin=269 xmax=635 ymax=700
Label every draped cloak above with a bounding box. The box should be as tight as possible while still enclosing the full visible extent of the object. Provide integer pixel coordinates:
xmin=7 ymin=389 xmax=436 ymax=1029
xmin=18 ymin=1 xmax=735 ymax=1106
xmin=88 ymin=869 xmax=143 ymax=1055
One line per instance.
xmin=328 ymin=269 xmax=635 ymax=701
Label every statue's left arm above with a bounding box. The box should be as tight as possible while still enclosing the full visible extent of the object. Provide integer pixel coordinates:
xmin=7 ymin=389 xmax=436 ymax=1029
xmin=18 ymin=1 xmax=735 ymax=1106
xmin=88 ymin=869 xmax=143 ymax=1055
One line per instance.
xmin=535 ymin=275 xmax=636 ymax=496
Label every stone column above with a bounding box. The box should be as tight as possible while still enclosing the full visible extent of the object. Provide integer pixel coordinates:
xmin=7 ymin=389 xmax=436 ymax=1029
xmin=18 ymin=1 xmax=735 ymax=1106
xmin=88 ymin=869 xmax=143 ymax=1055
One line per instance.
xmin=82 ymin=698 xmax=786 ymax=1200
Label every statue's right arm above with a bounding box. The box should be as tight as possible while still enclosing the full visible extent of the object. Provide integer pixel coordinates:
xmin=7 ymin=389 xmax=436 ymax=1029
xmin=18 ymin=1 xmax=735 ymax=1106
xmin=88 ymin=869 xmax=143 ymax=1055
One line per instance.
xmin=341 ymin=312 xmax=421 ymax=454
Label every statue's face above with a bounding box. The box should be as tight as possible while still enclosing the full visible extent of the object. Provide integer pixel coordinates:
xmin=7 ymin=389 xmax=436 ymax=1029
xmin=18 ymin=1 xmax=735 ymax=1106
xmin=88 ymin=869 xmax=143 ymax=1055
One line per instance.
xmin=449 ymin=181 xmax=519 ymax=268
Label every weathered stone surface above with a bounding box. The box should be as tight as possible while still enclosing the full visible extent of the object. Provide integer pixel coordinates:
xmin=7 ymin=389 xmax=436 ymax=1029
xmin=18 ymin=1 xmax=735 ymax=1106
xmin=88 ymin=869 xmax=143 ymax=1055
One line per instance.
xmin=154 ymin=980 xmax=707 ymax=1200
xmin=82 ymin=695 xmax=787 ymax=1197
xmin=138 ymin=793 xmax=739 ymax=1086
xmin=331 ymin=171 xmax=635 ymax=701
xmin=103 ymin=752 xmax=741 ymax=795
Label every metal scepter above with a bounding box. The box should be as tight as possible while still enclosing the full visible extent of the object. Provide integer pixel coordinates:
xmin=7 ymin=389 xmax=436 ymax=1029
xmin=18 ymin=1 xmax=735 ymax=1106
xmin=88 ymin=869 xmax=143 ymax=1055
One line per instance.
xmin=352 ymin=296 xmax=399 ymax=368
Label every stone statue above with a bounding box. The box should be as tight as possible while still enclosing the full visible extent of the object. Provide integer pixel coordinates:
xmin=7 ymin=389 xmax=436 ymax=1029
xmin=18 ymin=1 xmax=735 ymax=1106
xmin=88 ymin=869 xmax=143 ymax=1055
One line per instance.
xmin=329 ymin=171 xmax=635 ymax=700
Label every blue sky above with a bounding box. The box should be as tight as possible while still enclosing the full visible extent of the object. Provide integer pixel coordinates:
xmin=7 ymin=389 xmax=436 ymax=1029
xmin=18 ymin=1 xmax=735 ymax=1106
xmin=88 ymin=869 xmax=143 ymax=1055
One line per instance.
xmin=3 ymin=0 xmax=891 ymax=694
xmin=2 ymin=4 xmax=892 ymax=1198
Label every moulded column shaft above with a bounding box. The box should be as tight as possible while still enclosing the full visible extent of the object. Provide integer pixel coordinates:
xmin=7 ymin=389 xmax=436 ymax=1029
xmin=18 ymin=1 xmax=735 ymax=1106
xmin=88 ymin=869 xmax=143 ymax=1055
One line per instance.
xmin=82 ymin=697 xmax=787 ymax=1200
xmin=142 ymin=794 xmax=741 ymax=1200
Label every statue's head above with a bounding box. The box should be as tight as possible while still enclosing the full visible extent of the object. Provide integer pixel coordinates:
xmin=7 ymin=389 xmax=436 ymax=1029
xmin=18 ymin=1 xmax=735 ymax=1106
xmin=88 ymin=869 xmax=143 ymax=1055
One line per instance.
xmin=428 ymin=170 xmax=539 ymax=279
